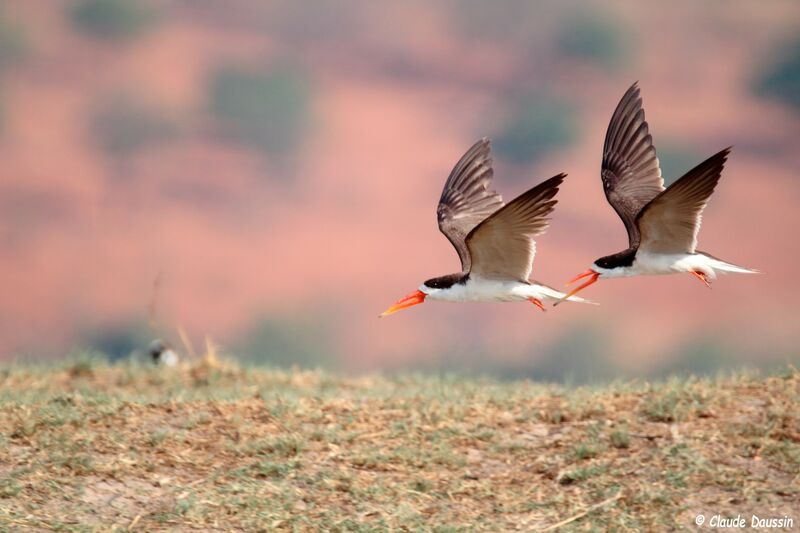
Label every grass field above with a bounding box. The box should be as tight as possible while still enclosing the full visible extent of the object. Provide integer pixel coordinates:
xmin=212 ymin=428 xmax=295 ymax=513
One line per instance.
xmin=0 ymin=356 xmax=797 ymax=532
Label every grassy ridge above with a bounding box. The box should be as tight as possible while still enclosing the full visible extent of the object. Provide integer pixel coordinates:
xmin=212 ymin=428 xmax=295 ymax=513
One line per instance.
xmin=0 ymin=358 xmax=798 ymax=531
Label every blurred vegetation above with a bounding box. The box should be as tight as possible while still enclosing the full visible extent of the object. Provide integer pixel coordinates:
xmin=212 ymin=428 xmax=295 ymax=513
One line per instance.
xmin=90 ymin=92 xmax=177 ymax=159
xmin=656 ymin=143 xmax=703 ymax=186
xmin=79 ymin=321 xmax=151 ymax=362
xmin=398 ymin=323 xmax=796 ymax=386
xmin=556 ymin=11 xmax=630 ymax=70
xmin=411 ymin=324 xmax=617 ymax=385
xmin=209 ymin=64 xmax=311 ymax=158
xmin=654 ymin=336 xmax=733 ymax=378
xmin=452 ymin=1 xmax=552 ymax=49
xmin=0 ymin=9 xmax=27 ymax=75
xmin=0 ymin=8 xmax=28 ymax=134
xmin=528 ymin=325 xmax=617 ymax=384
xmin=264 ymin=0 xmax=363 ymax=47
xmin=235 ymin=317 xmax=334 ymax=369
xmin=755 ymin=35 xmax=800 ymax=111
xmin=70 ymin=0 xmax=159 ymax=42
xmin=493 ymin=95 xmax=577 ymax=167
xmin=454 ymin=3 xmax=630 ymax=73
xmin=49 ymin=319 xmax=800 ymax=384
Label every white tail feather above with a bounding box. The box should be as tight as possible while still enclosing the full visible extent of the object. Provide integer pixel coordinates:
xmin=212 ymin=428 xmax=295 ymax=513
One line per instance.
xmin=703 ymin=255 xmax=760 ymax=275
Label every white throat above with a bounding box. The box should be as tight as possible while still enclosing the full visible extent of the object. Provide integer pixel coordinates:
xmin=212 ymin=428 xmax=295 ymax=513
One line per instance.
xmin=592 ymin=264 xmax=635 ymax=279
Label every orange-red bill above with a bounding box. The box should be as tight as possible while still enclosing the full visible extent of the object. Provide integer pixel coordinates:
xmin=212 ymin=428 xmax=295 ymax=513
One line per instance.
xmin=567 ymin=269 xmax=597 ymax=285
xmin=379 ymin=289 xmax=427 ymax=318
xmin=554 ymin=271 xmax=600 ymax=307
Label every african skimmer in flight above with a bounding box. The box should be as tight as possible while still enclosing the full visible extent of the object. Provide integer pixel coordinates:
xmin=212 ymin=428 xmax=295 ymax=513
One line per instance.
xmin=555 ymin=83 xmax=757 ymax=305
xmin=380 ymin=138 xmax=592 ymax=317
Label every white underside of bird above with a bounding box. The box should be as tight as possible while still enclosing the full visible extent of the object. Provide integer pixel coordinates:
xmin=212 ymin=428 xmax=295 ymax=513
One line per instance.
xmin=593 ymin=252 xmax=758 ymax=279
xmin=421 ymin=277 xmax=594 ymax=304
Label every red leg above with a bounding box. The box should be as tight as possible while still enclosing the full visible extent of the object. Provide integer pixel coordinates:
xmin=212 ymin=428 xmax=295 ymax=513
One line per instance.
xmin=529 ymin=297 xmax=546 ymax=312
xmin=691 ymin=271 xmax=711 ymax=288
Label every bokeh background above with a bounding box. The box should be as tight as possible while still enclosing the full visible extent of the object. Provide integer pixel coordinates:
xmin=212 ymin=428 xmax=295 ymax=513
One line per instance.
xmin=1 ymin=0 xmax=798 ymax=380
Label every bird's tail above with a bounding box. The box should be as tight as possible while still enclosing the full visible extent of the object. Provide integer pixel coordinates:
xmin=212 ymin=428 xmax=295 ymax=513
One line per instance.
xmin=531 ymin=283 xmax=599 ymax=305
xmin=699 ymin=252 xmax=760 ymax=275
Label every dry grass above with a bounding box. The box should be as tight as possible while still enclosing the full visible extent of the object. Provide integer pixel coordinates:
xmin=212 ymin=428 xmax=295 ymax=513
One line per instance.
xmin=0 ymin=358 xmax=797 ymax=532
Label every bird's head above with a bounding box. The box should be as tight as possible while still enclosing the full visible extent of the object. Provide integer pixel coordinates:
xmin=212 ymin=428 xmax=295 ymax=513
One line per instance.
xmin=554 ymin=250 xmax=636 ymax=305
xmin=379 ymin=274 xmax=465 ymax=317
xmin=592 ymin=252 xmax=634 ymax=273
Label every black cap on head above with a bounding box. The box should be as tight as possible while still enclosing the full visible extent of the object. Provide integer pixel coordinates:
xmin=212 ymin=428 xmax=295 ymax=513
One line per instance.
xmin=594 ymin=248 xmax=637 ymax=270
xmin=423 ymin=273 xmax=468 ymax=289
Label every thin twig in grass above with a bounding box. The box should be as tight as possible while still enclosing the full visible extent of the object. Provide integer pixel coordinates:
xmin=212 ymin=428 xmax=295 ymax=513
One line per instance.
xmin=630 ymin=433 xmax=663 ymax=440
xmin=406 ymin=489 xmax=435 ymax=500
xmin=128 ymin=514 xmax=141 ymax=529
xmin=538 ymin=491 xmax=622 ymax=532
xmin=178 ymin=326 xmax=197 ymax=360
xmin=148 ymin=270 xmax=163 ymax=337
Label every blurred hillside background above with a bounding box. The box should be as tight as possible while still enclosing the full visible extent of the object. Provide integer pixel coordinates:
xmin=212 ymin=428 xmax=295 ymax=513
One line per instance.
xmin=0 ymin=0 xmax=798 ymax=381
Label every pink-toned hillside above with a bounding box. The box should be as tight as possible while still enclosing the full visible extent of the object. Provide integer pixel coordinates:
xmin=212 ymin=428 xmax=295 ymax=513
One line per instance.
xmin=1 ymin=1 xmax=798 ymax=369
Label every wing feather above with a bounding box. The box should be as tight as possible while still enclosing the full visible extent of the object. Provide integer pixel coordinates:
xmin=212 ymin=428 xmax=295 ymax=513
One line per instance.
xmin=636 ymin=148 xmax=730 ymax=254
xmin=437 ymin=138 xmax=504 ymax=271
xmin=465 ymin=174 xmax=564 ymax=281
xmin=602 ymin=82 xmax=663 ymax=248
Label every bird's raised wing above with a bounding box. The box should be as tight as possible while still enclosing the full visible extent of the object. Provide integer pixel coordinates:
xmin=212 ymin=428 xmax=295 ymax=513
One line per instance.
xmin=437 ymin=138 xmax=504 ymax=271
xmin=465 ymin=174 xmax=564 ymax=281
xmin=602 ymin=82 xmax=663 ymax=248
xmin=636 ymin=148 xmax=729 ymax=254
